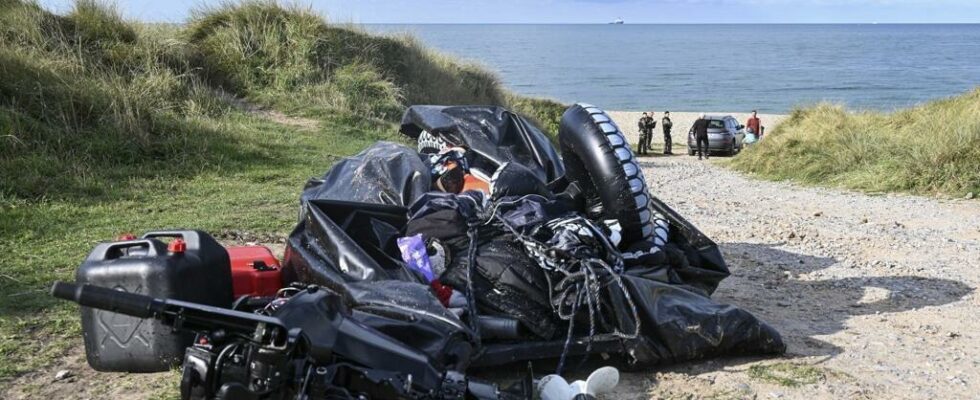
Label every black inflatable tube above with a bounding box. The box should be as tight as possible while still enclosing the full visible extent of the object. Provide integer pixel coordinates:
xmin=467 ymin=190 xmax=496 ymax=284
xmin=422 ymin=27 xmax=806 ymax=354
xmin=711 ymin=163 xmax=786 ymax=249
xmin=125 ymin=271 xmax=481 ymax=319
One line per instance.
xmin=417 ymin=130 xmax=447 ymax=155
xmin=558 ymin=104 xmax=668 ymax=249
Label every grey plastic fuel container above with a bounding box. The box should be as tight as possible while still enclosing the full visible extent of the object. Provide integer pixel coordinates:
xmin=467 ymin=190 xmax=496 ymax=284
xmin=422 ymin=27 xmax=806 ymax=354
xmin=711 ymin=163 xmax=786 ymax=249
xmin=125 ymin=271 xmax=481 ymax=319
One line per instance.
xmin=75 ymin=230 xmax=232 ymax=372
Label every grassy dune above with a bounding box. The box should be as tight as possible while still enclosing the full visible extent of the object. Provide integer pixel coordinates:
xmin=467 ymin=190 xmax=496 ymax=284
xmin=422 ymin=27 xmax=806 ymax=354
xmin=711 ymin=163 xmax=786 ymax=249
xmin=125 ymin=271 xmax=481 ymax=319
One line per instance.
xmin=730 ymin=90 xmax=980 ymax=197
xmin=0 ymin=0 xmax=562 ymax=383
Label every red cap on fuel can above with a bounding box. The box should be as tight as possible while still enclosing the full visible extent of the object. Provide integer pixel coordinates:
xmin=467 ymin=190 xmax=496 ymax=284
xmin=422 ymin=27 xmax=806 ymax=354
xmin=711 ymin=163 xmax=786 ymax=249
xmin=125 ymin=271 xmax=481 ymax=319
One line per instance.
xmin=168 ymin=238 xmax=187 ymax=254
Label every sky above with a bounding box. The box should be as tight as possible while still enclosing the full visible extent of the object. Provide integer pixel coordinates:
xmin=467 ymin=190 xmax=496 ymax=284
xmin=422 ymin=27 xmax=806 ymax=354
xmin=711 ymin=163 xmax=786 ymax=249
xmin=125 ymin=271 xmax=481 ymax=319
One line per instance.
xmin=37 ymin=0 xmax=980 ymax=24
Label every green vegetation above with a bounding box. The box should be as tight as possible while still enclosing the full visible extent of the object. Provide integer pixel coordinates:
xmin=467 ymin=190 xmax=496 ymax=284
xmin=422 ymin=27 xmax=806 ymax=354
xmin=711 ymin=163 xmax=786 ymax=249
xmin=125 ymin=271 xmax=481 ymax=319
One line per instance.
xmin=506 ymin=93 xmax=567 ymax=138
xmin=747 ymin=362 xmax=825 ymax=387
xmin=0 ymin=0 xmax=563 ymax=388
xmin=730 ymin=90 xmax=980 ymax=197
xmin=184 ymin=1 xmax=507 ymax=119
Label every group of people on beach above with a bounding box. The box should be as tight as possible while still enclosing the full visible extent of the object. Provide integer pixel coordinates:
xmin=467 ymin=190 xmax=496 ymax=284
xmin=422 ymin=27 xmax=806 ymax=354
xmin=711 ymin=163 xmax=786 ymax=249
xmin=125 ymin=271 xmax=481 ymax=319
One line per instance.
xmin=636 ymin=111 xmax=673 ymax=155
xmin=637 ymin=110 xmax=764 ymax=159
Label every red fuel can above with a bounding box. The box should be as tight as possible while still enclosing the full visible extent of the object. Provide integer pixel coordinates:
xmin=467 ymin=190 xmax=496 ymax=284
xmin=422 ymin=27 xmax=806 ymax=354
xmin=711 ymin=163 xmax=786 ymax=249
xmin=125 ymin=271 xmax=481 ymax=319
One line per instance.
xmin=227 ymin=246 xmax=282 ymax=298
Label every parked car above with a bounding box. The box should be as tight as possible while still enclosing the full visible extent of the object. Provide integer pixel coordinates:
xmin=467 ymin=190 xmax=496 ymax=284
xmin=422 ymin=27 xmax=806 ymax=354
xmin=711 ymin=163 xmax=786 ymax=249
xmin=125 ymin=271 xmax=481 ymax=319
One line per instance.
xmin=687 ymin=115 xmax=746 ymax=156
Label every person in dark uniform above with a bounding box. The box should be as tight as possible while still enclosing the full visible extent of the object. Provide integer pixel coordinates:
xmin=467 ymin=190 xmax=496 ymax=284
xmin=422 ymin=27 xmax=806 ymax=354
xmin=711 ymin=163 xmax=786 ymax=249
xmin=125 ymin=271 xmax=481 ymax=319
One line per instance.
xmin=661 ymin=111 xmax=673 ymax=155
xmin=637 ymin=112 xmax=654 ymax=155
xmin=644 ymin=111 xmax=656 ymax=152
xmin=692 ymin=113 xmax=710 ymax=160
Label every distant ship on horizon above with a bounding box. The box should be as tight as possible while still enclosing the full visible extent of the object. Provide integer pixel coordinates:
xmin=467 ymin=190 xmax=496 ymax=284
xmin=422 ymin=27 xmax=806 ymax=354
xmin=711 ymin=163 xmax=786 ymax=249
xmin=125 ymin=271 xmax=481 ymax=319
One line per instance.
xmin=610 ymin=18 xmax=624 ymax=24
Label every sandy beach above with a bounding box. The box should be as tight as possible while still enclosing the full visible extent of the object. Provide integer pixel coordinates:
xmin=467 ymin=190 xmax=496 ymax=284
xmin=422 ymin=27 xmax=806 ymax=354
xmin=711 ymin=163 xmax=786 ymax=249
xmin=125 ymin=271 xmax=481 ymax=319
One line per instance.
xmin=607 ymin=111 xmax=787 ymax=150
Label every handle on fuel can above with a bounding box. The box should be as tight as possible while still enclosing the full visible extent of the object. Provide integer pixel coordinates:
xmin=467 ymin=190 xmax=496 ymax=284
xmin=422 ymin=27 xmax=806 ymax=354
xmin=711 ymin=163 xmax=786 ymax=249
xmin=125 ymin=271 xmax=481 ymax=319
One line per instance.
xmin=142 ymin=230 xmax=205 ymax=254
xmin=88 ymin=240 xmax=163 ymax=261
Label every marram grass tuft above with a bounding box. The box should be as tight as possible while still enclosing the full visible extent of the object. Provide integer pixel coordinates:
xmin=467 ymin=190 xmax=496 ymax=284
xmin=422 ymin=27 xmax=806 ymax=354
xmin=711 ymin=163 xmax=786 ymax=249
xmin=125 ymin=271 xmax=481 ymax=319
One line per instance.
xmin=730 ymin=89 xmax=980 ymax=197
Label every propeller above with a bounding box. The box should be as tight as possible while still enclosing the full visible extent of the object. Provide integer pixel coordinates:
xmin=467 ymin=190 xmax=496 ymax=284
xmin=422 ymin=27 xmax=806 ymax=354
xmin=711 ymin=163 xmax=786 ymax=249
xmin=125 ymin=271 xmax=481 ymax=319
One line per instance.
xmin=538 ymin=366 xmax=620 ymax=400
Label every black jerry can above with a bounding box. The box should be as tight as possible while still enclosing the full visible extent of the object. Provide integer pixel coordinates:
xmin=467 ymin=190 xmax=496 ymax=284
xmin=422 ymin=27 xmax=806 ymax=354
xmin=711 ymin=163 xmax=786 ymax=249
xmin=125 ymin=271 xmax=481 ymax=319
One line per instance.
xmin=75 ymin=230 xmax=232 ymax=372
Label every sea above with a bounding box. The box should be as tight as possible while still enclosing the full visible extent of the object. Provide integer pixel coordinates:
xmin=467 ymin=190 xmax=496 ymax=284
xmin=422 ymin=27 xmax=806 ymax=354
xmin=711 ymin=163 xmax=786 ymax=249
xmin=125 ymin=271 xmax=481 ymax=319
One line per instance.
xmin=364 ymin=24 xmax=980 ymax=113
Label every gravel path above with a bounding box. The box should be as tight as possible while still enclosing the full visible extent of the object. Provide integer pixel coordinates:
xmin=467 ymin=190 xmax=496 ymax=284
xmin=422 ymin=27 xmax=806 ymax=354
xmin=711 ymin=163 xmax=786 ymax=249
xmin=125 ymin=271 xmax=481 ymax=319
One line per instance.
xmin=609 ymin=154 xmax=980 ymax=399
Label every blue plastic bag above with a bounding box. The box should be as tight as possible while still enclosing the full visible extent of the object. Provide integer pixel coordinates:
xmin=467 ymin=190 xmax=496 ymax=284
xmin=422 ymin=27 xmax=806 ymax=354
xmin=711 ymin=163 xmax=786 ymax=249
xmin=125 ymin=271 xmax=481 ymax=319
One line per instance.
xmin=397 ymin=234 xmax=435 ymax=282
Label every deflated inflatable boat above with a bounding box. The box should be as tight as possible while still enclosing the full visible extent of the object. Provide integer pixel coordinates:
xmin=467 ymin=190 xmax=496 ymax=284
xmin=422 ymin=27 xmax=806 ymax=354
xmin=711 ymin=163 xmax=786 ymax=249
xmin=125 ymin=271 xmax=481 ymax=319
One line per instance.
xmin=292 ymin=104 xmax=784 ymax=368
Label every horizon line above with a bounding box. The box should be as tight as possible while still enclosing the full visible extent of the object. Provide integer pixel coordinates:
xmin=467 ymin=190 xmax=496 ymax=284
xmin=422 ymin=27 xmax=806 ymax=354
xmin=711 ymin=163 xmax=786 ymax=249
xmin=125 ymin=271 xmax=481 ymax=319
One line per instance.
xmin=357 ymin=22 xmax=980 ymax=25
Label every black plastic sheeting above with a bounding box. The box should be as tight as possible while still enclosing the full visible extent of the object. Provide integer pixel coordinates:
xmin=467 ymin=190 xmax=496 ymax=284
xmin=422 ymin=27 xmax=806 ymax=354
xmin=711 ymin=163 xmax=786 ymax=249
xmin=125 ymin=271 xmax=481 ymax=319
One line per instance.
xmin=405 ymin=192 xmax=560 ymax=340
xmin=400 ymin=105 xmax=564 ymax=184
xmin=345 ymin=280 xmax=476 ymax=371
xmin=283 ymin=199 xmax=476 ymax=371
xmin=284 ymin=105 xmax=784 ymax=370
xmin=284 ymin=199 xmax=415 ymax=284
xmin=403 ymin=192 xmax=784 ymax=367
xmin=301 ymin=141 xmax=431 ymax=207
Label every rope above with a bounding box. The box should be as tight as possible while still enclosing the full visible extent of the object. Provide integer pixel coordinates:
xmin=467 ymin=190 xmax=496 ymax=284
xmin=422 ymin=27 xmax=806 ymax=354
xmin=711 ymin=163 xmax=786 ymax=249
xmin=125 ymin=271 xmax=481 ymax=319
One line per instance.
xmin=486 ymin=201 xmax=644 ymax=374
xmin=464 ymin=224 xmax=482 ymax=347
xmin=554 ymin=288 xmax=581 ymax=375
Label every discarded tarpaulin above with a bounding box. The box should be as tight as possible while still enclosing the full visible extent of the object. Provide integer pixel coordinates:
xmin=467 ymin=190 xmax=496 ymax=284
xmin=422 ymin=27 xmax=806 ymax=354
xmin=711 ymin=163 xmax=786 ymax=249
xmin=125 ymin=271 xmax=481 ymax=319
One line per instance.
xmin=405 ymin=191 xmax=560 ymax=340
xmin=283 ymin=104 xmax=784 ymax=369
xmin=400 ymin=105 xmax=565 ymax=185
xmin=404 ymin=192 xmax=784 ymax=367
xmin=284 ymin=191 xmax=784 ymax=368
xmin=300 ymin=141 xmax=431 ymax=207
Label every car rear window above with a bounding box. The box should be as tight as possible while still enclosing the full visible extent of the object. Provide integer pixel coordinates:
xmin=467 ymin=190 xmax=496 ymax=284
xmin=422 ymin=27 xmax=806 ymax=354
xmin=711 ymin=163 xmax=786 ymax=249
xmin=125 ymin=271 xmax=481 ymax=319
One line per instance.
xmin=708 ymin=120 xmax=726 ymax=129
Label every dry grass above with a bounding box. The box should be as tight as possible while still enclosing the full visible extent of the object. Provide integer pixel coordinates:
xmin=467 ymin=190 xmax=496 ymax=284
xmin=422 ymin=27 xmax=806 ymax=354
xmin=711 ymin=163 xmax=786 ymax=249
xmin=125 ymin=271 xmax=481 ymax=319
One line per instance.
xmin=730 ymin=89 xmax=980 ymax=197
